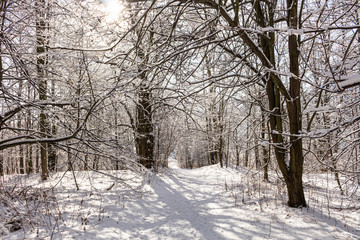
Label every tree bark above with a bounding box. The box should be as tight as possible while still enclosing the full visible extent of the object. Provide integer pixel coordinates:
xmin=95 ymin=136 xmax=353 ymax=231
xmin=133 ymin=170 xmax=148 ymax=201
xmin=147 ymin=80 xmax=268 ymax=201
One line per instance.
xmin=261 ymin=110 xmax=269 ymax=181
xmin=256 ymin=0 xmax=306 ymax=207
xmin=0 ymin=0 xmax=6 ymax=176
xmin=17 ymin=80 xmax=24 ymax=174
xmin=284 ymin=0 xmax=306 ymax=207
xmin=36 ymin=0 xmax=49 ymax=181
xmin=48 ymin=79 xmax=57 ymax=172
xmin=47 ymin=124 xmax=56 ymax=171
xmin=136 ymin=85 xmax=155 ymax=169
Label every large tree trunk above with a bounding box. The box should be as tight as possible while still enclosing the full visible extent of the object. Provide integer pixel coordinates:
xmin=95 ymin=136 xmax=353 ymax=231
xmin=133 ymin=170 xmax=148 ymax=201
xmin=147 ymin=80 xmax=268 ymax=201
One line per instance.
xmin=282 ymin=0 xmax=306 ymax=207
xmin=133 ymin=21 xmax=155 ymax=169
xmin=256 ymin=0 xmax=306 ymax=207
xmin=135 ymin=85 xmax=155 ymax=169
xmin=285 ymin=173 xmax=306 ymax=207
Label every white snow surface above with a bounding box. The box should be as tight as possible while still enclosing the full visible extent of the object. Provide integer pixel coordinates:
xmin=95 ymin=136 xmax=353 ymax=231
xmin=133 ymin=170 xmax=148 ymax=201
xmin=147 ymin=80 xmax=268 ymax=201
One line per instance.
xmin=338 ymin=74 xmax=360 ymax=89
xmin=1 ymin=158 xmax=359 ymax=239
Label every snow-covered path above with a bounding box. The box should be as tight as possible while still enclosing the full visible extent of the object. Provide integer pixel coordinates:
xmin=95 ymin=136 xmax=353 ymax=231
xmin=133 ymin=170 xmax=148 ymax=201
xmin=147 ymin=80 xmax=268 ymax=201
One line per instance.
xmin=72 ymin=161 xmax=358 ymax=240
xmin=151 ymin=168 xmax=236 ymax=240
xmin=3 ymin=160 xmax=359 ymax=239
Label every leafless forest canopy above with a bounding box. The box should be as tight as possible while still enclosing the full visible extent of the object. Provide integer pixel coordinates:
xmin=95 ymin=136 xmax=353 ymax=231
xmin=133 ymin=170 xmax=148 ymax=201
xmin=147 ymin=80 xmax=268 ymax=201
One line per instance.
xmin=1 ymin=0 xmax=360 ymax=208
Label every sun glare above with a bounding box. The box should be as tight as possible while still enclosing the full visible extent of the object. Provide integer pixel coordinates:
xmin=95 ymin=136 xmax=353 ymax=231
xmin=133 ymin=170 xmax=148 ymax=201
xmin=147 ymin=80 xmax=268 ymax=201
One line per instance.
xmin=104 ymin=0 xmax=124 ymax=22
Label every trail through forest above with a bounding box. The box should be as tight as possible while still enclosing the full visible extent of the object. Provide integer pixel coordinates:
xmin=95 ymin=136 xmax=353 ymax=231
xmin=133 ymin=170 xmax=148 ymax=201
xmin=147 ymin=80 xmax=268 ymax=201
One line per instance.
xmin=2 ymin=159 xmax=359 ymax=239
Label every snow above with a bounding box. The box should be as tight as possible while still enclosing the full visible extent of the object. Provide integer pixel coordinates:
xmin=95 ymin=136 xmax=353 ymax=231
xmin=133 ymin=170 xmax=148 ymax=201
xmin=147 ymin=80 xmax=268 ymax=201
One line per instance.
xmin=1 ymin=159 xmax=359 ymax=239
xmin=287 ymin=28 xmax=304 ymax=36
xmin=303 ymin=106 xmax=332 ymax=114
xmin=308 ymin=128 xmax=332 ymax=137
xmin=338 ymin=75 xmax=360 ymax=89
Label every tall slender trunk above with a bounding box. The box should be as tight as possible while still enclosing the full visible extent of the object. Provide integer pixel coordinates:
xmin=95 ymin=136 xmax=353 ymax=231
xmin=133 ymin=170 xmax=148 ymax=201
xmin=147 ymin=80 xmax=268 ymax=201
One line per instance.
xmin=0 ymin=150 xmax=3 ymax=176
xmin=114 ymin=111 xmax=119 ymax=170
xmin=26 ymin=84 xmax=33 ymax=174
xmin=218 ymin=132 xmax=224 ymax=168
xmin=36 ymin=0 xmax=49 ymax=181
xmin=48 ymin=79 xmax=56 ymax=171
xmin=17 ymin=80 xmax=24 ymax=174
xmin=217 ymin=96 xmax=225 ymax=168
xmin=47 ymin=124 xmax=56 ymax=171
xmin=35 ymin=147 xmax=39 ymax=173
xmin=236 ymin=144 xmax=240 ymax=168
xmin=261 ymin=110 xmax=269 ymax=181
xmin=156 ymin=124 xmax=161 ymax=170
xmin=226 ymin=120 xmax=230 ymax=168
xmin=0 ymin=0 xmax=7 ymax=176
xmin=27 ymin=145 xmax=33 ymax=174
xmin=244 ymin=119 xmax=249 ymax=167
xmin=67 ymin=143 xmax=73 ymax=170
xmin=254 ymin=131 xmax=260 ymax=169
xmin=207 ymin=83 xmax=219 ymax=166
xmin=84 ymin=153 xmax=88 ymax=171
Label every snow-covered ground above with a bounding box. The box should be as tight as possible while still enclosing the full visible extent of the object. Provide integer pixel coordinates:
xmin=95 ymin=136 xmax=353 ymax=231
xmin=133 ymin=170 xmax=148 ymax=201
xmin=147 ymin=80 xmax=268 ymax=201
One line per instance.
xmin=1 ymin=158 xmax=359 ymax=239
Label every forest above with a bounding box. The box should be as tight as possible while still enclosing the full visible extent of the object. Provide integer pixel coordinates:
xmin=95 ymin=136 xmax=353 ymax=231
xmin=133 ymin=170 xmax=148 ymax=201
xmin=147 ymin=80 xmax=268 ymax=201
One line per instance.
xmin=1 ymin=0 xmax=360 ymax=239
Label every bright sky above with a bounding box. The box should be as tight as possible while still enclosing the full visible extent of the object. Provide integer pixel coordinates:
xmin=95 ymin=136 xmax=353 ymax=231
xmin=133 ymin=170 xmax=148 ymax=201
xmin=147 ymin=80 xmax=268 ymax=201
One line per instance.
xmin=104 ymin=0 xmax=124 ymax=22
